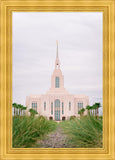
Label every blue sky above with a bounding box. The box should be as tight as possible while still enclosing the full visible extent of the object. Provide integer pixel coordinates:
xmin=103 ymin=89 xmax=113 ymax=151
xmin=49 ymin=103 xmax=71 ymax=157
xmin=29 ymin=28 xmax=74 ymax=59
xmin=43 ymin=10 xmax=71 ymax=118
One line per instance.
xmin=13 ymin=12 xmax=103 ymax=114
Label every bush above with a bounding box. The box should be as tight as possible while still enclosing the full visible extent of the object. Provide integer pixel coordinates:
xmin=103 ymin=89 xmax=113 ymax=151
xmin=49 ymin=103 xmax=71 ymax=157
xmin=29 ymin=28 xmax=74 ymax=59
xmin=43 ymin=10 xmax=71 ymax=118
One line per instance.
xmin=60 ymin=115 xmax=103 ymax=148
xmin=13 ymin=115 xmax=57 ymax=148
xmin=70 ymin=115 xmax=76 ymax=120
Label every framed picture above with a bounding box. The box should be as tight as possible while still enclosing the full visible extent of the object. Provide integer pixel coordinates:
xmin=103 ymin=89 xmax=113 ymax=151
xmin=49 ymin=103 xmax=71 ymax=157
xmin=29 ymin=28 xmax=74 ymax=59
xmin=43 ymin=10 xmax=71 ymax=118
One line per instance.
xmin=12 ymin=12 xmax=103 ymax=148
xmin=0 ymin=0 xmax=115 ymax=160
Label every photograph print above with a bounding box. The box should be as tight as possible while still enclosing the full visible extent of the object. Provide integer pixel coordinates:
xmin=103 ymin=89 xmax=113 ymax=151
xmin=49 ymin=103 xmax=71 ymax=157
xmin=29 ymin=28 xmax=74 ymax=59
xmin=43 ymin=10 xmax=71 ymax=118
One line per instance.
xmin=12 ymin=12 xmax=103 ymax=148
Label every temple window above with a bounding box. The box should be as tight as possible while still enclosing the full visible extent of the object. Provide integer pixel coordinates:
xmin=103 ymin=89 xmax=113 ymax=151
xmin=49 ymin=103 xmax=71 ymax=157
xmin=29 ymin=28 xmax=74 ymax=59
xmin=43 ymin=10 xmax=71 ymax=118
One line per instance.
xmin=51 ymin=102 xmax=53 ymax=115
xmin=32 ymin=102 xmax=37 ymax=111
xmin=69 ymin=102 xmax=71 ymax=111
xmin=78 ymin=103 xmax=83 ymax=112
xmin=62 ymin=102 xmax=64 ymax=114
xmin=44 ymin=102 xmax=46 ymax=111
xmin=55 ymin=77 xmax=59 ymax=88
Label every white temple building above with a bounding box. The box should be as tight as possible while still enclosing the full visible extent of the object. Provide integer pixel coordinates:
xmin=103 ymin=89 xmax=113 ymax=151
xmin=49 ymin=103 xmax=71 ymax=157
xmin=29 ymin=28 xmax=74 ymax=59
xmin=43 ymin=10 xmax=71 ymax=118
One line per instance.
xmin=26 ymin=41 xmax=89 ymax=121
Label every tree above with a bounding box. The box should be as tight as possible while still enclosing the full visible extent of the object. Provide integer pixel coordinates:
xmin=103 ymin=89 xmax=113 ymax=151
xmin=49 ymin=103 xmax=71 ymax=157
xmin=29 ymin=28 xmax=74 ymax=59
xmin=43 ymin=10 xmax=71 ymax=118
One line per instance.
xmin=22 ymin=106 xmax=27 ymax=116
xmin=20 ymin=105 xmax=27 ymax=116
xmin=12 ymin=103 xmax=18 ymax=116
xmin=78 ymin=108 xmax=85 ymax=117
xmin=86 ymin=103 xmax=101 ymax=116
xmin=29 ymin=108 xmax=38 ymax=117
xmin=86 ymin=105 xmax=91 ymax=115
xmin=94 ymin=103 xmax=101 ymax=115
xmin=89 ymin=106 xmax=93 ymax=115
xmin=86 ymin=105 xmax=93 ymax=115
xmin=18 ymin=104 xmax=23 ymax=116
xmin=92 ymin=105 xmax=96 ymax=116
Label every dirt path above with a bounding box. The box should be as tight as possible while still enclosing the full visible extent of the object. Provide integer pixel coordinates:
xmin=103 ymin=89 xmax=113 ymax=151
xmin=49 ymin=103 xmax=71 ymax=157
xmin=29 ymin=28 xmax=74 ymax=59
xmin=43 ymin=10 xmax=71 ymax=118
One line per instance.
xmin=35 ymin=125 xmax=70 ymax=148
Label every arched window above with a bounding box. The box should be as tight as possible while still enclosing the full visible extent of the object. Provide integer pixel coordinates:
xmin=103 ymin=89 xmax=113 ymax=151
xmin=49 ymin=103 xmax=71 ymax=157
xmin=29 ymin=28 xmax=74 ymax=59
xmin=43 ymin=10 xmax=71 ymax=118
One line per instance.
xmin=55 ymin=77 xmax=59 ymax=88
xmin=62 ymin=102 xmax=64 ymax=114
xmin=35 ymin=103 xmax=37 ymax=111
xmin=55 ymin=99 xmax=60 ymax=121
xmin=69 ymin=102 xmax=71 ymax=111
xmin=78 ymin=103 xmax=80 ymax=111
xmin=44 ymin=102 xmax=46 ymax=111
xmin=51 ymin=102 xmax=53 ymax=115
xmin=78 ymin=103 xmax=83 ymax=113
xmin=55 ymin=99 xmax=60 ymax=107
xmin=32 ymin=102 xmax=37 ymax=111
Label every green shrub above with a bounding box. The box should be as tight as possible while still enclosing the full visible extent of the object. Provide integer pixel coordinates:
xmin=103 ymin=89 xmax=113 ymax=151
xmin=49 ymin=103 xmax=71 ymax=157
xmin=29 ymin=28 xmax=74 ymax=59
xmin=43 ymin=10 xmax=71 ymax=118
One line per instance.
xmin=70 ymin=115 xmax=76 ymax=120
xmin=60 ymin=115 xmax=103 ymax=148
xmin=13 ymin=115 xmax=57 ymax=148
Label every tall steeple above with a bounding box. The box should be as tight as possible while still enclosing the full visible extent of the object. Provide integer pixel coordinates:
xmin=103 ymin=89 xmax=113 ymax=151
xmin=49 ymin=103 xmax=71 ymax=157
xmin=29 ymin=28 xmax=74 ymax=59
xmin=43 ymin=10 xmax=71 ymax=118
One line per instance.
xmin=46 ymin=40 xmax=69 ymax=94
xmin=56 ymin=40 xmax=58 ymax=58
xmin=55 ymin=40 xmax=60 ymax=69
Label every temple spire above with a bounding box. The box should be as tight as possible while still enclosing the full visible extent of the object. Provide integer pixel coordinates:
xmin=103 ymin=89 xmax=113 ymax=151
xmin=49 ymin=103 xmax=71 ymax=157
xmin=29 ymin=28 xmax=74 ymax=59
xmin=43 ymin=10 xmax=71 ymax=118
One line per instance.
xmin=55 ymin=40 xmax=60 ymax=69
xmin=56 ymin=40 xmax=58 ymax=58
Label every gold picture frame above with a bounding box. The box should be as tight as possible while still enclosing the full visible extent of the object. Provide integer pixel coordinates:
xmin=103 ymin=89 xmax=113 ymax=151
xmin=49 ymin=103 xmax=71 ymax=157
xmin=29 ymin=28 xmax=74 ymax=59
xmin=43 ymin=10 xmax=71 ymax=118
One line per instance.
xmin=0 ymin=0 xmax=115 ymax=159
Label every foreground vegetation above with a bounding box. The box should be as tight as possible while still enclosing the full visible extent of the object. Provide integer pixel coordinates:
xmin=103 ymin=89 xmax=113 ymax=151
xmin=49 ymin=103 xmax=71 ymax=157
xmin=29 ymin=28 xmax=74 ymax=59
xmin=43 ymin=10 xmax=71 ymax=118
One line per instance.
xmin=12 ymin=102 xmax=102 ymax=148
xmin=60 ymin=115 xmax=103 ymax=148
xmin=13 ymin=115 xmax=57 ymax=148
xmin=13 ymin=115 xmax=102 ymax=148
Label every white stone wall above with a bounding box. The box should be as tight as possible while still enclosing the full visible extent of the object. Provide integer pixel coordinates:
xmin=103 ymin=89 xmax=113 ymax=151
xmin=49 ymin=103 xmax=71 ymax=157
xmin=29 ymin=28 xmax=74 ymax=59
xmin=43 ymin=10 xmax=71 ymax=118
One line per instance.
xmin=26 ymin=94 xmax=89 ymax=120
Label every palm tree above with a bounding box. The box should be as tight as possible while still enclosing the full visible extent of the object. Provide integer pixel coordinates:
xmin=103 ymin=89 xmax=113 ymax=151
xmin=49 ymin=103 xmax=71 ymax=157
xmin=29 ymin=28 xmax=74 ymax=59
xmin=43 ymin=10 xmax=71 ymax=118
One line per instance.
xmin=18 ymin=104 xmax=23 ymax=116
xmin=90 ymin=106 xmax=93 ymax=115
xmin=86 ymin=103 xmax=101 ymax=116
xmin=20 ymin=105 xmax=26 ymax=116
xmin=78 ymin=108 xmax=85 ymax=117
xmin=81 ymin=108 xmax=85 ymax=116
xmin=86 ymin=105 xmax=94 ymax=115
xmin=22 ymin=106 xmax=27 ymax=116
xmin=92 ymin=103 xmax=96 ymax=116
xmin=16 ymin=104 xmax=19 ymax=116
xmin=92 ymin=104 xmax=96 ymax=116
xmin=86 ymin=105 xmax=91 ymax=115
xmin=29 ymin=108 xmax=38 ymax=117
xmin=94 ymin=103 xmax=101 ymax=115
xmin=12 ymin=103 xmax=18 ymax=116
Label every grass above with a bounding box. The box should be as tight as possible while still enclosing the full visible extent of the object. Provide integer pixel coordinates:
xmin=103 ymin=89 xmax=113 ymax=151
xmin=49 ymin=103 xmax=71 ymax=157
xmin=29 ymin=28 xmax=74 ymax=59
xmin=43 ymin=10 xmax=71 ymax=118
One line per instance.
xmin=13 ymin=115 xmax=57 ymax=148
xmin=60 ymin=115 xmax=103 ymax=148
xmin=13 ymin=115 xmax=103 ymax=148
